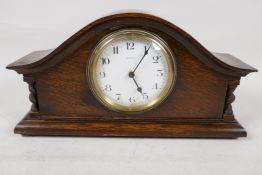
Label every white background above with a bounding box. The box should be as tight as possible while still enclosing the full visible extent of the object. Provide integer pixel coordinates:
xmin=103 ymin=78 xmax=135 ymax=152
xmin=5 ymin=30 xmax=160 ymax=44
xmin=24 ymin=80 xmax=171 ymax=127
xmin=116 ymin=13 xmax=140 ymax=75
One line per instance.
xmin=0 ymin=0 xmax=261 ymax=174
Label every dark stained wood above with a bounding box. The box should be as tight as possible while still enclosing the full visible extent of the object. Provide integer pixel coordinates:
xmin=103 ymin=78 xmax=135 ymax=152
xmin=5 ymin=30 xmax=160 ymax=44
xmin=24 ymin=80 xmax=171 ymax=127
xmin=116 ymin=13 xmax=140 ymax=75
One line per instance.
xmin=223 ymin=79 xmax=240 ymax=121
xmin=35 ymin=37 xmax=229 ymax=119
xmin=14 ymin=113 xmax=246 ymax=138
xmin=7 ymin=12 xmax=257 ymax=138
xmin=212 ymin=52 xmax=256 ymax=72
xmin=7 ymin=49 xmax=54 ymax=69
xmin=6 ymin=13 xmax=257 ymax=76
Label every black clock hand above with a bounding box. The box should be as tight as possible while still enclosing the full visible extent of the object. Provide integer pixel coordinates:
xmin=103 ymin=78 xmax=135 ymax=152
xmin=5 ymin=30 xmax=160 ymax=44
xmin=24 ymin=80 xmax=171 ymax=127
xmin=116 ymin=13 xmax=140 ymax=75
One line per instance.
xmin=132 ymin=77 xmax=142 ymax=94
xmin=128 ymin=44 xmax=151 ymax=95
xmin=132 ymin=44 xmax=152 ymax=73
xmin=129 ymin=72 xmax=143 ymax=94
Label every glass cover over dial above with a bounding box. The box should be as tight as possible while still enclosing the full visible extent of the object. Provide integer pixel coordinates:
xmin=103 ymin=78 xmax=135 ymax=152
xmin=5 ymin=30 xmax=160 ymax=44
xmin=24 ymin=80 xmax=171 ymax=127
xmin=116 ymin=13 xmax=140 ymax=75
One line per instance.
xmin=88 ymin=29 xmax=176 ymax=113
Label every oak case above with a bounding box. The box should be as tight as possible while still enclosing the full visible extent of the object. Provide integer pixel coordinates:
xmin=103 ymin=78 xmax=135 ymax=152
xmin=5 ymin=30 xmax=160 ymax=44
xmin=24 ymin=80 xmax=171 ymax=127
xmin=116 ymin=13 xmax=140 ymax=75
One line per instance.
xmin=87 ymin=29 xmax=176 ymax=114
xmin=7 ymin=13 xmax=257 ymax=138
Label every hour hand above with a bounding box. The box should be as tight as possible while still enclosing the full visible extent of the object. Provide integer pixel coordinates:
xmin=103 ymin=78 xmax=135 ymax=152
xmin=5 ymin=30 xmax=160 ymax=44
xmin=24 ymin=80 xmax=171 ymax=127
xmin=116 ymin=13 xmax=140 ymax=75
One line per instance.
xmin=128 ymin=72 xmax=143 ymax=94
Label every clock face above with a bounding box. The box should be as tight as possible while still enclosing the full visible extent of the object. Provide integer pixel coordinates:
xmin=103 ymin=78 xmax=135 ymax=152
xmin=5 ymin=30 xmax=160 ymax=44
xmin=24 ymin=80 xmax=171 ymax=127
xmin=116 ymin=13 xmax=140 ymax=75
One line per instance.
xmin=88 ymin=29 xmax=176 ymax=113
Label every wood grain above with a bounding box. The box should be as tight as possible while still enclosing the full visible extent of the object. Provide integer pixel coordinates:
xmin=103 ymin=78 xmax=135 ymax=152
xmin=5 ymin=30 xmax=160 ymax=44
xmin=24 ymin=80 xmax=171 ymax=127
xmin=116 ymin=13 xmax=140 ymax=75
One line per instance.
xmin=6 ymin=13 xmax=257 ymax=76
xmin=7 ymin=12 xmax=257 ymax=138
xmin=14 ymin=113 xmax=246 ymax=138
xmin=35 ymin=36 xmax=229 ymax=119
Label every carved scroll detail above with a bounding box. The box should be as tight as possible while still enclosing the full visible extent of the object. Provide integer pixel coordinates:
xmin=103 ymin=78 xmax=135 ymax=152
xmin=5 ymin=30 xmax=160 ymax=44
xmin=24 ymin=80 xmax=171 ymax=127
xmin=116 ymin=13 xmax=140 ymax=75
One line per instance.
xmin=28 ymin=81 xmax=39 ymax=112
xmin=223 ymin=80 xmax=240 ymax=121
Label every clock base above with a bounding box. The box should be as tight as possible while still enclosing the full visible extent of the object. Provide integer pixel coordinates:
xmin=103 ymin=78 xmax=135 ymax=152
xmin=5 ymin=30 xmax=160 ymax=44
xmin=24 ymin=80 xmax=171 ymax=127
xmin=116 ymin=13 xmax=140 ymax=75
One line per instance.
xmin=14 ymin=113 xmax=246 ymax=138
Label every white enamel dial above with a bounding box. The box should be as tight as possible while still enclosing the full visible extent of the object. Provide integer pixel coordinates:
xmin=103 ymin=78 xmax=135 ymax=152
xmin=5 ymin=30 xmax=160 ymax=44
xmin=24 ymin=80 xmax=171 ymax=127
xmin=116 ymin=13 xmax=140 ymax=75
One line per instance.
xmin=88 ymin=29 xmax=176 ymax=113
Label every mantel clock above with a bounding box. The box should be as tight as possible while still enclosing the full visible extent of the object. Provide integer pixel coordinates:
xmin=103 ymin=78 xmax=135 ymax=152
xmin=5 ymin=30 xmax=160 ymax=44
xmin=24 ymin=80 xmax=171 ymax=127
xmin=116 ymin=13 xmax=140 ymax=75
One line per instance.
xmin=7 ymin=13 xmax=257 ymax=138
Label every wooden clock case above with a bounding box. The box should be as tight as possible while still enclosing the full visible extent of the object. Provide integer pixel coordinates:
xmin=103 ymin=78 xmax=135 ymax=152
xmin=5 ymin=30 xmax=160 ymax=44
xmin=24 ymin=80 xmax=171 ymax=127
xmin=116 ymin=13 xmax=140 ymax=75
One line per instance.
xmin=7 ymin=13 xmax=257 ymax=138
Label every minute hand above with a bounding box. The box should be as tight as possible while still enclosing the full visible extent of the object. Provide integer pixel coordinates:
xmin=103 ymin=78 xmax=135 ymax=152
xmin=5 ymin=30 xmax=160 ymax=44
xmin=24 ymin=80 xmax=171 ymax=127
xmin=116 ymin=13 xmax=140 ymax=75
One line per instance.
xmin=132 ymin=45 xmax=151 ymax=73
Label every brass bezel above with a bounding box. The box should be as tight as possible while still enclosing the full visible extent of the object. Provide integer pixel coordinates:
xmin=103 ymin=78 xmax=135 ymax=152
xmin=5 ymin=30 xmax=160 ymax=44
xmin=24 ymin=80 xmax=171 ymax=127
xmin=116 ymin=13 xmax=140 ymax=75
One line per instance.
xmin=87 ymin=29 xmax=177 ymax=114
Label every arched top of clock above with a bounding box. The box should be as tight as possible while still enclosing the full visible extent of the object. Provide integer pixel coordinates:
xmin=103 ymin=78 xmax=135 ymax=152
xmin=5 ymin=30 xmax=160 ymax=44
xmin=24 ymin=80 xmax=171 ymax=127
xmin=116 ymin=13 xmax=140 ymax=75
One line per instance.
xmin=7 ymin=12 xmax=257 ymax=76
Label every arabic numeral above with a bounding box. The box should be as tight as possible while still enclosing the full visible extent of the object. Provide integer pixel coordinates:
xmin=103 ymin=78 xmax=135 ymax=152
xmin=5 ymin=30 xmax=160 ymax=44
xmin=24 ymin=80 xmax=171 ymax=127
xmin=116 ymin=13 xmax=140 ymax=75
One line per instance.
xmin=115 ymin=93 xmax=121 ymax=101
xmin=104 ymin=84 xmax=112 ymax=91
xmin=127 ymin=42 xmax=135 ymax=50
xmin=157 ymin=70 xmax=164 ymax=76
xmin=153 ymin=83 xmax=160 ymax=90
xmin=152 ymin=56 xmax=160 ymax=63
xmin=99 ymin=72 xmax=106 ymax=78
xmin=113 ymin=46 xmax=119 ymax=54
xmin=129 ymin=97 xmax=136 ymax=103
xmin=102 ymin=57 xmax=110 ymax=65
xmin=142 ymin=93 xmax=149 ymax=100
